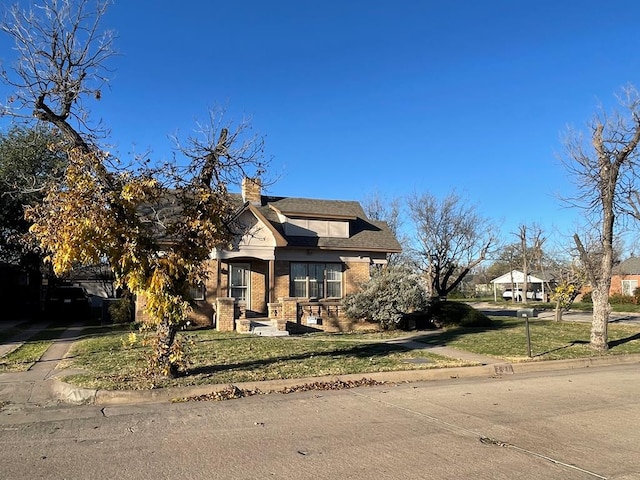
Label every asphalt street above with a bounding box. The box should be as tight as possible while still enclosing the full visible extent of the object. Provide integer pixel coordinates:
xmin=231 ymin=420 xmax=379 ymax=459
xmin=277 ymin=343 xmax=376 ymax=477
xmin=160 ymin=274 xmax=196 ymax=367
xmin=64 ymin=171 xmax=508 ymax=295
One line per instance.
xmin=1 ymin=364 xmax=639 ymax=479
xmin=1 ymin=309 xmax=639 ymax=479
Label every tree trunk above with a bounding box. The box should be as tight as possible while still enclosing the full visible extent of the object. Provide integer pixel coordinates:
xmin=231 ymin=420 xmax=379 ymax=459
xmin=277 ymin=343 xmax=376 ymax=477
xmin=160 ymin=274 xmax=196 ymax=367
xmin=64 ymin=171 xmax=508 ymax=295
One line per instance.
xmin=590 ymin=284 xmax=610 ymax=351
xmin=156 ymin=319 xmax=179 ymax=377
xmin=554 ymin=298 xmax=563 ymax=322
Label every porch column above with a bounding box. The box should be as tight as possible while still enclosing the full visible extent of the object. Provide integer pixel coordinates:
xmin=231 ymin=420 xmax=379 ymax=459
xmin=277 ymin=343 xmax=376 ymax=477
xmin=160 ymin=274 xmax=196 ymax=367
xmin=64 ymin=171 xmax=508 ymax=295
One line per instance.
xmin=216 ymin=297 xmax=236 ymax=332
xmin=216 ymin=258 xmax=222 ymax=298
xmin=268 ymin=259 xmax=275 ymax=304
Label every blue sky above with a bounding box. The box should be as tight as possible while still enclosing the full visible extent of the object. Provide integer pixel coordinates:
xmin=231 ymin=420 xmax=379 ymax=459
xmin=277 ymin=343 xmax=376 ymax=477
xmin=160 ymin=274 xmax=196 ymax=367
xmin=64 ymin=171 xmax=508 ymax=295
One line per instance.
xmin=3 ymin=0 xmax=640 ymax=249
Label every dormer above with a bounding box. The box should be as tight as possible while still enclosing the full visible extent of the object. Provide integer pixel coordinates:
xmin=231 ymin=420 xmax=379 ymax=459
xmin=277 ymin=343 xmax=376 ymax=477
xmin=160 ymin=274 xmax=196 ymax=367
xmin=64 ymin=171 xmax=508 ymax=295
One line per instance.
xmin=268 ymin=203 xmax=356 ymax=238
xmin=282 ymin=216 xmax=350 ymax=238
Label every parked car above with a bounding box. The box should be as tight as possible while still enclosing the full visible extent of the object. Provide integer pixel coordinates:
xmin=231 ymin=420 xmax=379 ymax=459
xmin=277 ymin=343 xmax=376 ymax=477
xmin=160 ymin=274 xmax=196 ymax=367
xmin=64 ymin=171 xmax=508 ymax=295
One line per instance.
xmin=502 ymin=288 xmax=543 ymax=301
xmin=45 ymin=285 xmax=91 ymax=319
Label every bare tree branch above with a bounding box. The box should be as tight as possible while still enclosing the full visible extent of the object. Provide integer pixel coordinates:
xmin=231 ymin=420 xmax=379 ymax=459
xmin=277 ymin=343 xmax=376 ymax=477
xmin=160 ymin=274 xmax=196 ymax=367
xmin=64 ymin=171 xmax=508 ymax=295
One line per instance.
xmin=561 ymin=84 xmax=640 ymax=351
xmin=1 ymin=0 xmax=116 ymax=147
xmin=407 ymin=190 xmax=497 ymax=299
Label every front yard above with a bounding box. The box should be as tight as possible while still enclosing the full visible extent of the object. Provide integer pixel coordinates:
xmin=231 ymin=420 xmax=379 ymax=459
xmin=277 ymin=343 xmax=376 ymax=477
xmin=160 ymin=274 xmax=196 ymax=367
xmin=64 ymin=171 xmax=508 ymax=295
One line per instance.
xmin=56 ymin=329 xmax=469 ymax=390
xmin=416 ymin=318 xmax=640 ymax=361
xmin=50 ymin=316 xmax=640 ymax=390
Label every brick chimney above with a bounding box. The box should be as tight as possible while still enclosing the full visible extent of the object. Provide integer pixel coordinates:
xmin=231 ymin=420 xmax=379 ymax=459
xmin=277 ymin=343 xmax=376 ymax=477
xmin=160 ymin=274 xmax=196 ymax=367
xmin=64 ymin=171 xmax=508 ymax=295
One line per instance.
xmin=241 ymin=177 xmax=262 ymax=205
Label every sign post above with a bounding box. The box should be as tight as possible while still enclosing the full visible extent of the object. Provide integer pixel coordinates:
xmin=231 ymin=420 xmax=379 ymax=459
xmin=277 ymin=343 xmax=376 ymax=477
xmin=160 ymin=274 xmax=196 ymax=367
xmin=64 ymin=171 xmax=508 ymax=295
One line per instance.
xmin=517 ymin=308 xmax=536 ymax=358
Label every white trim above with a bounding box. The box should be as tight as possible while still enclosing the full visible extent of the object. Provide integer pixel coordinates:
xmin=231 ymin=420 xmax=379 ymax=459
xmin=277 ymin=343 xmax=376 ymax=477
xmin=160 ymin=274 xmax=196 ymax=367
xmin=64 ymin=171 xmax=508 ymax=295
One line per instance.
xmin=214 ymin=246 xmax=275 ymax=261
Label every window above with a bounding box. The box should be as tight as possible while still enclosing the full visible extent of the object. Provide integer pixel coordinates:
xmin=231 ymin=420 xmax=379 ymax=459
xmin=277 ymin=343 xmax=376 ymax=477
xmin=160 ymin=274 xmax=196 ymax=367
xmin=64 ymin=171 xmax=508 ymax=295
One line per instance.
xmin=189 ymin=283 xmax=205 ymax=301
xmin=230 ymin=264 xmax=250 ymax=303
xmin=622 ymin=279 xmax=638 ymax=296
xmin=290 ymin=263 xmax=343 ymax=299
xmin=284 ymin=219 xmax=348 ymax=238
xmin=326 ymin=264 xmax=342 ymax=298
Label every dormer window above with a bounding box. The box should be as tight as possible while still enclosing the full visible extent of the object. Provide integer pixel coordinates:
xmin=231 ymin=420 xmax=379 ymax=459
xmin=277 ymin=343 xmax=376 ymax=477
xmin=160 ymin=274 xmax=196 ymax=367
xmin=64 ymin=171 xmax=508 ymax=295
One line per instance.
xmin=283 ymin=218 xmax=349 ymax=238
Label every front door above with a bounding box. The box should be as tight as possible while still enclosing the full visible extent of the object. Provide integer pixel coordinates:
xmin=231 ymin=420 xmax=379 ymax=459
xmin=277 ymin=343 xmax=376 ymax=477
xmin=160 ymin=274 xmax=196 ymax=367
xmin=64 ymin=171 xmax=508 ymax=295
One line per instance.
xmin=229 ymin=264 xmax=250 ymax=306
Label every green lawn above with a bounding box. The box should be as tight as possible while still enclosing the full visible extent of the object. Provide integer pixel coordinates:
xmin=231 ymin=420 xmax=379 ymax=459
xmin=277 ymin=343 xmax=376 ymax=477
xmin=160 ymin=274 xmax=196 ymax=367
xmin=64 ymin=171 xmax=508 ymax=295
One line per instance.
xmin=0 ymin=322 xmax=101 ymax=373
xmin=0 ymin=340 xmax=53 ymax=372
xmin=17 ymin=314 xmax=640 ymax=391
xmin=59 ymin=329 xmax=469 ymax=390
xmin=415 ymin=318 xmax=640 ymax=361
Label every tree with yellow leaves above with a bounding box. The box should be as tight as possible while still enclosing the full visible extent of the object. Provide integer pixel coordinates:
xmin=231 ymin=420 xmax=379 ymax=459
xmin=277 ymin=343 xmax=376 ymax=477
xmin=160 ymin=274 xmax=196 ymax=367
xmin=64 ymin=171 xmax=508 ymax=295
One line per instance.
xmin=1 ymin=0 xmax=265 ymax=376
xmin=550 ymin=282 xmax=577 ymax=322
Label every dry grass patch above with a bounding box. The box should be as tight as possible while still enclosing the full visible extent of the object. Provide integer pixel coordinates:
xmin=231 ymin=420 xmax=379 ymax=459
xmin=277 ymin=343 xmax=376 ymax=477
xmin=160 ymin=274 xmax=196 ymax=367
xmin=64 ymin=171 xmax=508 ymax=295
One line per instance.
xmin=60 ymin=328 xmax=468 ymax=390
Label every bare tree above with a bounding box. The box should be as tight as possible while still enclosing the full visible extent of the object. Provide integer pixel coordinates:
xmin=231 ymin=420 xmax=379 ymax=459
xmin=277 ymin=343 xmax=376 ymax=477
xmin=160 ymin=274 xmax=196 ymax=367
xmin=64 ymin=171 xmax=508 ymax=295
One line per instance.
xmin=561 ymin=85 xmax=640 ymax=351
xmin=1 ymin=0 xmax=266 ymax=376
xmin=516 ymin=223 xmax=545 ymax=303
xmin=362 ymin=191 xmax=402 ymax=236
xmin=407 ymin=191 xmax=496 ymax=299
xmin=1 ymin=0 xmax=115 ymax=148
xmin=362 ymin=190 xmax=406 ymax=265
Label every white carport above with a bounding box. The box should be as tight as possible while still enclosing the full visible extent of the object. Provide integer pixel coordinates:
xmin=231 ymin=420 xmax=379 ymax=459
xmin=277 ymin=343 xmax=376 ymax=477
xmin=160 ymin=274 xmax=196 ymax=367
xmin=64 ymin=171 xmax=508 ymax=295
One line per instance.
xmin=490 ymin=270 xmax=547 ymax=301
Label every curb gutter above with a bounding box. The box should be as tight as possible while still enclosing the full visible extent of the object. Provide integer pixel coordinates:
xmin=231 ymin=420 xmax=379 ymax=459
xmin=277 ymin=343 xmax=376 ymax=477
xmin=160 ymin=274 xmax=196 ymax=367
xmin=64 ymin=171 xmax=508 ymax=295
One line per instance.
xmin=51 ymin=353 xmax=640 ymax=406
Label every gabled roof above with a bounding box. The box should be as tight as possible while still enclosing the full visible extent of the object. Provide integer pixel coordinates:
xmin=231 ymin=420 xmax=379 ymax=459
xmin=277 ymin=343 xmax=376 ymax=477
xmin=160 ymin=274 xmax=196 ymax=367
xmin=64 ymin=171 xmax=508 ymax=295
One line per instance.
xmin=244 ymin=204 xmax=288 ymax=247
xmin=266 ymin=197 xmax=359 ymax=220
xmin=231 ymin=193 xmax=402 ymax=253
xmin=613 ymin=257 xmax=640 ymax=275
xmin=490 ymin=270 xmax=547 ymax=284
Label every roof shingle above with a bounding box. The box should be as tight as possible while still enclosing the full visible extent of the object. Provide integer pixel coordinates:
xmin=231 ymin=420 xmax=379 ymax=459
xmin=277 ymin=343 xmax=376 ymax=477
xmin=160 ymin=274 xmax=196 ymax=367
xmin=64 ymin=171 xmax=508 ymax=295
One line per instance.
xmin=231 ymin=193 xmax=401 ymax=253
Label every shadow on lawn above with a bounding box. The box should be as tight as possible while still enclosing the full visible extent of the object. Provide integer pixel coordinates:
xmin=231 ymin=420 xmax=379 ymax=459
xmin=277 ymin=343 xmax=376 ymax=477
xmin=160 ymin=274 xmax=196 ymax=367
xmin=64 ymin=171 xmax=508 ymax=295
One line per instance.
xmin=534 ymin=340 xmax=589 ymax=358
xmin=479 ymin=308 xmax=520 ymax=317
xmin=532 ymin=332 xmax=640 ymax=357
xmin=609 ymin=332 xmax=640 ymax=348
xmin=184 ymin=342 xmax=409 ymax=377
xmin=410 ymin=318 xmax=522 ymax=347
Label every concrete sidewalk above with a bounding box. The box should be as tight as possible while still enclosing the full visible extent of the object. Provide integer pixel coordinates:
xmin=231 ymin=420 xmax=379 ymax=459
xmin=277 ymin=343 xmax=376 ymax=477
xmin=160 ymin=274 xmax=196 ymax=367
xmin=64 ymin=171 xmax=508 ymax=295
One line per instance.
xmin=0 ymin=319 xmax=41 ymax=358
xmin=0 ymin=324 xmax=86 ymax=407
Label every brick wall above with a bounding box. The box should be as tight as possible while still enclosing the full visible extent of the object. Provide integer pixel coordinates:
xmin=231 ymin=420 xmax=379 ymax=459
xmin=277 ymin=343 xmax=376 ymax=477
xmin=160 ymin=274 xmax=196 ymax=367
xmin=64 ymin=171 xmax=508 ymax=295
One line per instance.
xmin=274 ymin=260 xmax=290 ymax=300
xmin=134 ymin=293 xmax=150 ymax=324
xmin=344 ymin=261 xmax=371 ymax=295
xmin=290 ymin=301 xmax=378 ymax=333
xmin=610 ymin=274 xmax=640 ymax=295
xmin=249 ymin=261 xmax=267 ymax=314
xmin=134 ymin=292 xmax=214 ymax=328
xmin=215 ymin=297 xmax=235 ymax=332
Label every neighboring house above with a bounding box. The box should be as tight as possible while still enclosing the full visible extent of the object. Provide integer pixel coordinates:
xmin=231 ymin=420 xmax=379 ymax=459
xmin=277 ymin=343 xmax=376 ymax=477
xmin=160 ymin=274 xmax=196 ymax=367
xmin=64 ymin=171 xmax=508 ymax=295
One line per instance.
xmin=489 ymin=269 xmax=551 ymax=302
xmin=611 ymin=257 xmax=640 ymax=296
xmin=135 ymin=178 xmax=402 ymax=333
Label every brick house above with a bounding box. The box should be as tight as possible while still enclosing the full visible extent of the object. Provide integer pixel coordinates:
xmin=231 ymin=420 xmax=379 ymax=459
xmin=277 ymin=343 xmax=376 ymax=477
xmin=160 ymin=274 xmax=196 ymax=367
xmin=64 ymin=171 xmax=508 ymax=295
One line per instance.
xmin=136 ymin=178 xmax=401 ymax=333
xmin=610 ymin=257 xmax=640 ymax=297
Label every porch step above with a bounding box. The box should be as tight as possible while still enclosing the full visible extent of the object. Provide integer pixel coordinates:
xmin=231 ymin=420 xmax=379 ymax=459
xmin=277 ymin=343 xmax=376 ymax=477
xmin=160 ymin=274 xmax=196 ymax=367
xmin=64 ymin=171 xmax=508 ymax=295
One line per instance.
xmin=249 ymin=319 xmax=289 ymax=337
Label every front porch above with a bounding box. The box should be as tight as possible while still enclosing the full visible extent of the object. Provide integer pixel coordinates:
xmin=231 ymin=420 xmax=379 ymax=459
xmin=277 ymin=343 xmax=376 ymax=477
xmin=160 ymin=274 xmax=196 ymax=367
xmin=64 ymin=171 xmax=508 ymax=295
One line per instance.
xmin=213 ymin=297 xmax=367 ymax=334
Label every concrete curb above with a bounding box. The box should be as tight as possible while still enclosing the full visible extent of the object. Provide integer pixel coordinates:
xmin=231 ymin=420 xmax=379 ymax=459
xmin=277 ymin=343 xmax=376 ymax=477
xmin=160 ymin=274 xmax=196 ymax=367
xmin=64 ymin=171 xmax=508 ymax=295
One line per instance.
xmin=51 ymin=353 xmax=640 ymax=406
